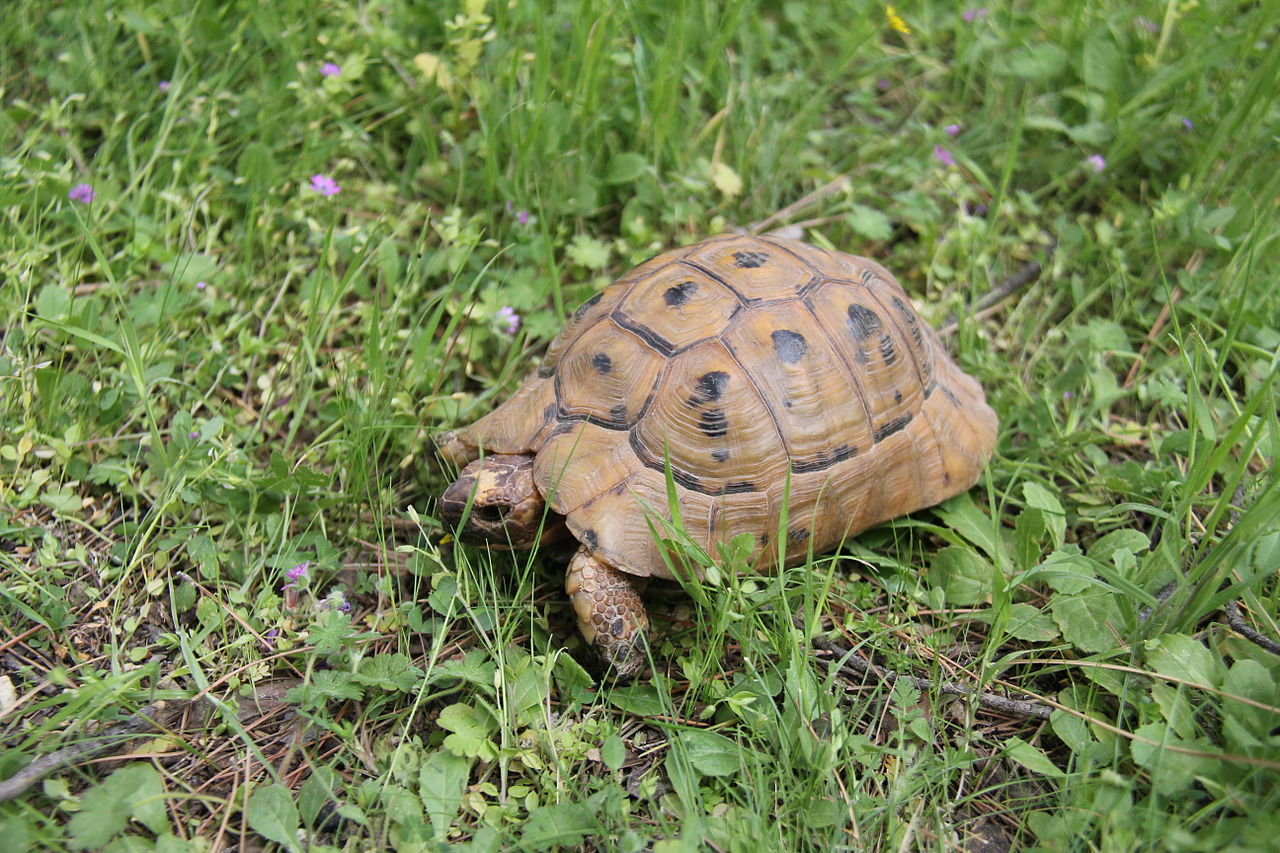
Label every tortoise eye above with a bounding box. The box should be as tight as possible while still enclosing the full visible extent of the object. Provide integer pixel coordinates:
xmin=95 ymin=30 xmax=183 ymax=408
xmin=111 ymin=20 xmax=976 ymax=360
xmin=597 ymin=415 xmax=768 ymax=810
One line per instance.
xmin=474 ymin=505 xmax=504 ymax=522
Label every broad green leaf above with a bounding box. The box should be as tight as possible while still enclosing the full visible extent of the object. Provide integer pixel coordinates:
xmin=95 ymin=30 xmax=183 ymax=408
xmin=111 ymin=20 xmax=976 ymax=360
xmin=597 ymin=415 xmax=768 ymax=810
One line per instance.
xmin=1081 ymin=36 xmax=1123 ymax=92
xmin=608 ymin=684 xmax=668 ymax=716
xmin=679 ymin=729 xmax=747 ymax=777
xmin=999 ymin=44 xmax=1068 ymax=80
xmin=247 ymin=784 xmax=300 ymax=852
xmin=355 ymin=653 xmax=425 ymax=693
xmin=601 ymin=733 xmax=626 ymax=771
xmin=521 ymin=802 xmax=595 ymax=847
xmin=1004 ymin=603 xmax=1060 ymax=642
xmin=1088 ymin=529 xmax=1150 ymax=567
xmin=299 ymin=766 xmax=342 ymax=827
xmin=567 ymin=234 xmax=611 ymax=270
xmin=419 ymin=749 xmax=470 ymax=841
xmin=36 ymin=284 xmax=72 ymax=320
xmin=710 ymin=161 xmax=743 ymax=197
xmin=1003 ymin=736 xmax=1064 ymax=778
xmin=1022 ymin=482 xmax=1066 ymax=549
xmin=438 ymin=702 xmax=498 ymax=758
xmin=928 ymin=545 xmax=991 ymax=606
xmin=67 ymin=763 xmax=167 ymax=850
xmin=41 ymin=487 xmax=83 ymax=515
xmin=934 ymin=492 xmax=1003 ymax=565
xmin=847 ymin=204 xmax=893 ymax=241
xmin=1037 ymin=550 xmax=1097 ymax=594
xmin=429 ymin=649 xmax=496 ymax=687
xmin=1222 ymin=659 xmax=1280 ymax=748
xmin=1051 ymin=592 xmax=1125 ymax=653
xmin=1049 ymin=710 xmax=1093 ymax=752
xmin=1130 ymin=723 xmax=1212 ymax=797
xmin=1143 ymin=633 xmax=1224 ymax=690
xmin=1013 ymin=507 xmax=1046 ymax=569
xmin=606 ymin=152 xmax=648 ymax=184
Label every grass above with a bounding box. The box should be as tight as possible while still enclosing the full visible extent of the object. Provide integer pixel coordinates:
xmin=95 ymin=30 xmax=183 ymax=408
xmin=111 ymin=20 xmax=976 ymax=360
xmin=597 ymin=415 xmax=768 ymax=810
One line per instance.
xmin=1 ymin=0 xmax=1278 ymax=849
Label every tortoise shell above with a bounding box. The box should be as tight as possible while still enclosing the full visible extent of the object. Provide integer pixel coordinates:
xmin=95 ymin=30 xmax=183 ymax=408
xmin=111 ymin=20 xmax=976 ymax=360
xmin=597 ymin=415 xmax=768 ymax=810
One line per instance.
xmin=450 ymin=234 xmax=997 ymax=579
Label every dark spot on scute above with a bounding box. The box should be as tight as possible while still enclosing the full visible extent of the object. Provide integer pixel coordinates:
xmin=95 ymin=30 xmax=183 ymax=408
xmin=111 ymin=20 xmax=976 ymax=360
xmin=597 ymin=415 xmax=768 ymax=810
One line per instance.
xmin=894 ymin=389 xmax=903 ymax=405
xmin=847 ymin=303 xmax=882 ymax=341
xmin=771 ymin=329 xmax=807 ymax=364
xmin=544 ymin=403 xmax=559 ymax=423
xmin=572 ymin=292 xmax=603 ymax=321
xmin=711 ymin=448 xmax=730 ymax=462
xmin=788 ymin=527 xmax=810 ymax=541
xmin=791 ymin=444 xmax=857 ymax=472
xmin=873 ymin=413 xmax=913 ymax=442
xmin=537 ymin=364 xmax=556 ymax=378
xmin=723 ymin=481 xmax=755 ymax=494
xmin=688 ymin=370 xmax=730 ymax=405
xmin=670 ymin=469 xmax=704 ymax=492
xmin=592 ymin=352 xmax=612 ymax=373
xmin=664 ymin=281 xmax=697 ymax=307
xmin=610 ymin=404 xmax=628 ymax=422
xmin=758 ymin=532 xmax=769 ymax=546
xmin=941 ymin=385 xmax=959 ymax=405
xmin=581 ymin=529 xmax=599 ymax=550
xmin=699 ymin=409 xmax=728 ymax=438
xmin=879 ymin=334 xmax=897 ymax=365
xmin=783 ymin=399 xmax=793 ymax=408
xmin=610 ymin=617 xmax=625 ymax=638
xmin=733 ymin=250 xmax=769 ymax=268
xmin=890 ymin=294 xmax=915 ymax=323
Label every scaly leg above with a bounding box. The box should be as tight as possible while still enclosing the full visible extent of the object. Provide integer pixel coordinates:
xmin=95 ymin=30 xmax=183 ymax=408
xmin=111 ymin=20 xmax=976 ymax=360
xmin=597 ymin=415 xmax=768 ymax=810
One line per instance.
xmin=565 ymin=547 xmax=650 ymax=678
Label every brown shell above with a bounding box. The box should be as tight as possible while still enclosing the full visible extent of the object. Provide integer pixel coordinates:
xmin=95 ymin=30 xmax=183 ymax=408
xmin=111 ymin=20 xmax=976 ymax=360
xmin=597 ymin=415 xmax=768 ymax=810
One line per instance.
xmin=453 ymin=235 xmax=998 ymax=579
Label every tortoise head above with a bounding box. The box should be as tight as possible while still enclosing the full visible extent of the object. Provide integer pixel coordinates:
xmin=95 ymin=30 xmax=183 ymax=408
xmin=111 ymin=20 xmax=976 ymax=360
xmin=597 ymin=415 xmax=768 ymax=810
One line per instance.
xmin=439 ymin=454 xmax=556 ymax=548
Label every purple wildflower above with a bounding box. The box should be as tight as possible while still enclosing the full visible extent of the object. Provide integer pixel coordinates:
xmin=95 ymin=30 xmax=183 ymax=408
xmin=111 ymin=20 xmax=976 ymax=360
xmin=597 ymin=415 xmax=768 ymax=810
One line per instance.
xmin=309 ymin=174 xmax=341 ymax=196
xmin=195 ymin=280 xmax=207 ymax=290
xmin=516 ymin=209 xmax=530 ymax=225
xmin=320 ymin=62 xmax=341 ymax=78
xmin=325 ymin=590 xmax=352 ymax=612
xmin=282 ymin=561 xmax=311 ymax=592
xmin=945 ymin=124 xmax=961 ymax=137
xmin=1181 ymin=117 xmax=1194 ymax=131
xmin=1135 ymin=16 xmax=1159 ymax=33
xmin=189 ymin=431 xmax=199 ymax=439
xmin=933 ymin=145 xmax=956 ymax=168
xmin=877 ymin=78 xmax=891 ymax=92
xmin=1062 ymin=391 xmax=1075 ymax=400
xmin=158 ymin=80 xmax=171 ymax=92
xmin=1085 ymin=154 xmax=1106 ymax=173
xmin=496 ymin=306 xmax=521 ymax=336
xmin=963 ymin=8 xmax=989 ymax=23
xmin=68 ymin=183 xmax=95 ymax=204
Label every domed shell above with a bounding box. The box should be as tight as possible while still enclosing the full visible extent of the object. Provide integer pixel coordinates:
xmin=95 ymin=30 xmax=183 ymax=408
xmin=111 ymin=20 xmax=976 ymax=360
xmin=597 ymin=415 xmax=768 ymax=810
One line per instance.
xmin=451 ymin=234 xmax=997 ymax=579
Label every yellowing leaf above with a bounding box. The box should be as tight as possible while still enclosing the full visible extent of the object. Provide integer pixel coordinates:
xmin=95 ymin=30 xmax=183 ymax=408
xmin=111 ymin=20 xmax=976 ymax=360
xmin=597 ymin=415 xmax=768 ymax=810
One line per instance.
xmin=711 ymin=161 xmax=743 ymax=198
xmin=413 ymin=53 xmax=453 ymax=90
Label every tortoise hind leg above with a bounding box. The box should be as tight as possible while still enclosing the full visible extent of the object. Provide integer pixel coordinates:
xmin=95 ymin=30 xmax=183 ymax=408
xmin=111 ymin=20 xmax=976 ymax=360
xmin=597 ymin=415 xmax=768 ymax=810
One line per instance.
xmin=565 ymin=548 xmax=650 ymax=678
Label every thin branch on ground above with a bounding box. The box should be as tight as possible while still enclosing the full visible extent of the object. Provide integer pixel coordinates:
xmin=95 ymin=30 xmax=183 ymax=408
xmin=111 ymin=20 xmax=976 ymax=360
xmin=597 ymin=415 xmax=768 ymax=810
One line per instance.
xmin=0 ymin=699 xmax=191 ymax=802
xmin=811 ymin=634 xmax=1054 ymax=721
xmin=939 ymin=238 xmax=1056 ymax=337
xmin=1224 ymin=600 xmax=1280 ymax=657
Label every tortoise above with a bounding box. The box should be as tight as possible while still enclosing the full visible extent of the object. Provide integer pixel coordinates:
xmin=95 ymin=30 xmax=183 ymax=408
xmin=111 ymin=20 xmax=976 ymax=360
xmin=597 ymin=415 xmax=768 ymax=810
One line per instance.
xmin=438 ymin=234 xmax=997 ymax=676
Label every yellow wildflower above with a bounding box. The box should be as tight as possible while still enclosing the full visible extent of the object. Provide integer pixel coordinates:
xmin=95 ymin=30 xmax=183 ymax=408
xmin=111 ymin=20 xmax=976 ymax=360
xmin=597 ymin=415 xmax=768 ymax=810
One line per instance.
xmin=886 ymin=6 xmax=911 ymax=35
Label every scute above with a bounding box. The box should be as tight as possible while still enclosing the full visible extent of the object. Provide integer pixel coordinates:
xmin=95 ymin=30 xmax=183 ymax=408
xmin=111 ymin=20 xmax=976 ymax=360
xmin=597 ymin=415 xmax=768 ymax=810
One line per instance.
xmin=449 ymin=234 xmax=998 ymax=581
xmin=613 ymin=264 xmax=741 ymax=353
xmin=554 ymin=320 xmax=665 ymax=427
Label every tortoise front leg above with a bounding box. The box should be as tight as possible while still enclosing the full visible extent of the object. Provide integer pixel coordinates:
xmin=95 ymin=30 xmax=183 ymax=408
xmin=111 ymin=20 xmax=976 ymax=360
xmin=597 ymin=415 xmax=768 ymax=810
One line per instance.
xmin=565 ymin=547 xmax=650 ymax=678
